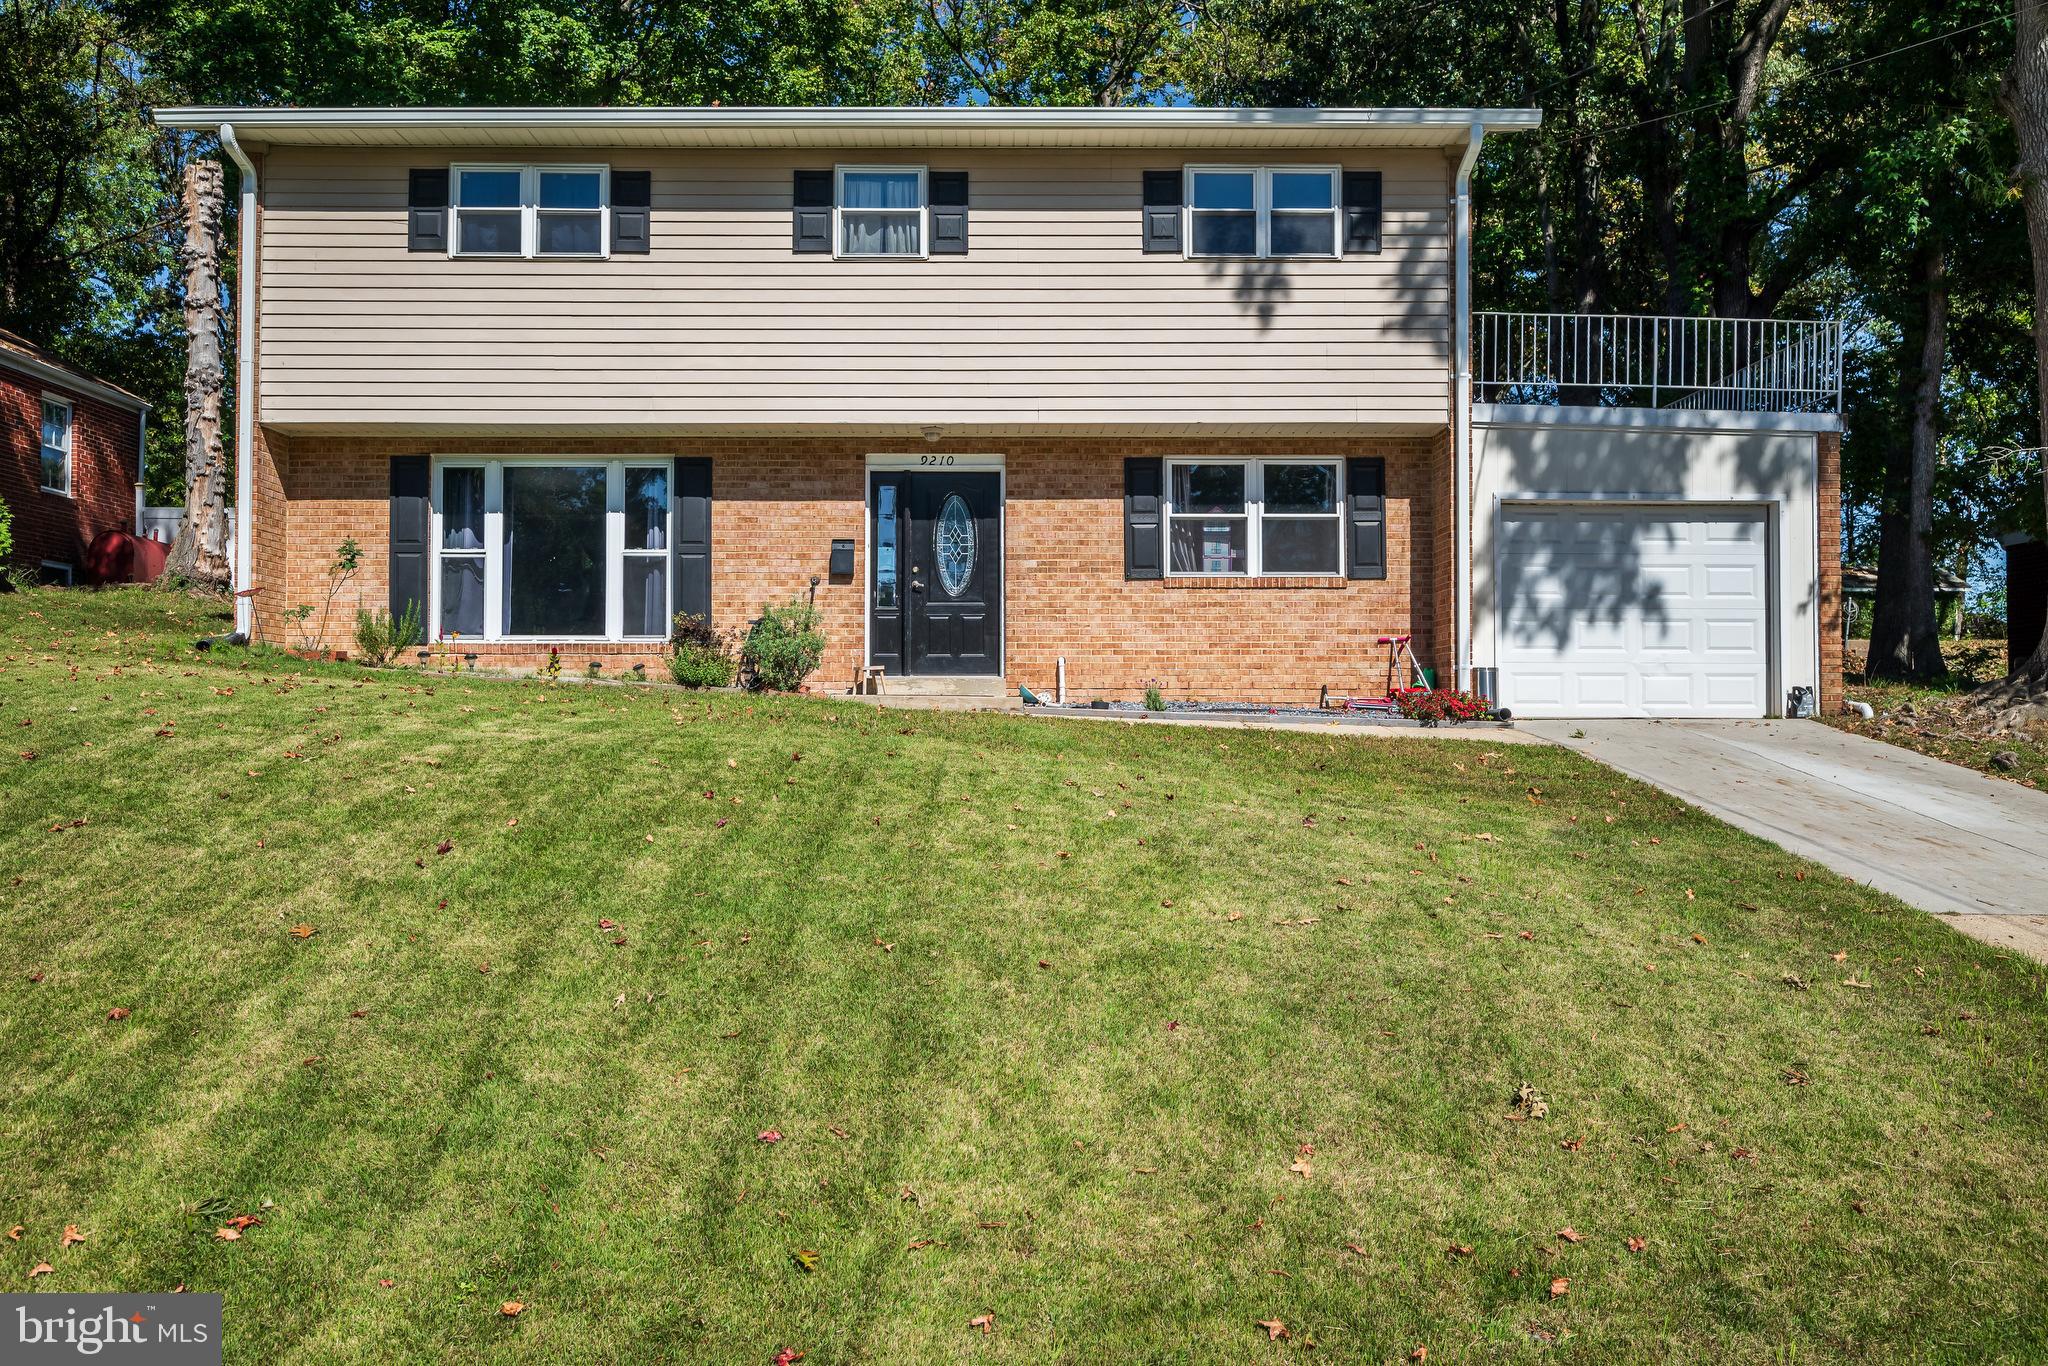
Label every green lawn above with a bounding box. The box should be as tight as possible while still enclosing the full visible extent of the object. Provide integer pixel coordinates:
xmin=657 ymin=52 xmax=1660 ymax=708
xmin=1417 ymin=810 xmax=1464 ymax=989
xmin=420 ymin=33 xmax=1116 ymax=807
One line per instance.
xmin=4 ymin=587 xmax=2047 ymax=1363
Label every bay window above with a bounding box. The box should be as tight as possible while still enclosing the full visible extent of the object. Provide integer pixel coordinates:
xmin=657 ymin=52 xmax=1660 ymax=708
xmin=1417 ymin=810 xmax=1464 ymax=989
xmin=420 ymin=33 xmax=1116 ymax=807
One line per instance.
xmin=1164 ymin=459 xmax=1343 ymax=577
xmin=451 ymin=165 xmax=608 ymax=258
xmin=1185 ymin=166 xmax=1341 ymax=260
xmin=431 ymin=459 xmax=674 ymax=642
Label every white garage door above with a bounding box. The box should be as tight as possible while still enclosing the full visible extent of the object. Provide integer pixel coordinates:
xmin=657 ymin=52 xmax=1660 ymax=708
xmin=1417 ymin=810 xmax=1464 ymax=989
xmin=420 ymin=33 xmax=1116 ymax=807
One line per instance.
xmin=1497 ymin=504 xmax=1769 ymax=718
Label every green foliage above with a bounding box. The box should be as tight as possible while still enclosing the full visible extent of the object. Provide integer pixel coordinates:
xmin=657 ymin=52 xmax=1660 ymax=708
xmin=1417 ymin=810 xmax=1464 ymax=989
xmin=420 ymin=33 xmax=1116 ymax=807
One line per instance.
xmin=351 ymin=601 xmax=421 ymax=666
xmin=0 ymin=495 xmax=12 ymax=565
xmin=668 ymin=612 xmax=738 ymax=689
xmin=742 ymin=598 xmax=825 ymax=692
xmin=1143 ymin=684 xmax=1166 ymax=712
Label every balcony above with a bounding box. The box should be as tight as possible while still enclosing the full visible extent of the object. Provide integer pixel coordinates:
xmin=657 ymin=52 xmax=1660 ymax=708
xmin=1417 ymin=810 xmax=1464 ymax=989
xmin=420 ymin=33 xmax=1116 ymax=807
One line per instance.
xmin=1473 ymin=312 xmax=1843 ymax=415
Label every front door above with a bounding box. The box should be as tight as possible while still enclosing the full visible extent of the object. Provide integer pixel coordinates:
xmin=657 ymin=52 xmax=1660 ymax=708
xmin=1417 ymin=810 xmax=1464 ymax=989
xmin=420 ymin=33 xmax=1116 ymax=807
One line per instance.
xmin=869 ymin=470 xmax=1002 ymax=676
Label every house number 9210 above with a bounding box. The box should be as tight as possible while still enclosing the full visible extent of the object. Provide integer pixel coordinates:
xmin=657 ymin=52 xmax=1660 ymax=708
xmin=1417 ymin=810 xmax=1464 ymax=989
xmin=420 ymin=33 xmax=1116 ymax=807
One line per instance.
xmin=918 ymin=454 xmax=956 ymax=466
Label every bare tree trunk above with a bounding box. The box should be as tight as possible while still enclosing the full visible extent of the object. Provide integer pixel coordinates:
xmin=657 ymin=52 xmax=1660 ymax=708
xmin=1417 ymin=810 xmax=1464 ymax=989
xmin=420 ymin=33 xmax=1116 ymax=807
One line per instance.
xmin=166 ymin=158 xmax=230 ymax=586
xmin=1991 ymin=0 xmax=2048 ymax=698
xmin=1867 ymin=239 xmax=1948 ymax=682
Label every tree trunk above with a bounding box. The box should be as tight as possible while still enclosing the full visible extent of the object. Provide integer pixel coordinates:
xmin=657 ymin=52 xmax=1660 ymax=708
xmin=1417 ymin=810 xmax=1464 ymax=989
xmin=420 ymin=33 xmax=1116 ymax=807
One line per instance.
xmin=1992 ymin=0 xmax=2048 ymax=697
xmin=166 ymin=158 xmax=230 ymax=587
xmin=1866 ymin=239 xmax=1949 ymax=682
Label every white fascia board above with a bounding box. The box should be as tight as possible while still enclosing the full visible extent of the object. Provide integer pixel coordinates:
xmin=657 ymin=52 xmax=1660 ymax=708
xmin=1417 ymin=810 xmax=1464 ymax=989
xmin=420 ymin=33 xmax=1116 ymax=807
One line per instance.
xmin=1474 ymin=403 xmax=1842 ymax=436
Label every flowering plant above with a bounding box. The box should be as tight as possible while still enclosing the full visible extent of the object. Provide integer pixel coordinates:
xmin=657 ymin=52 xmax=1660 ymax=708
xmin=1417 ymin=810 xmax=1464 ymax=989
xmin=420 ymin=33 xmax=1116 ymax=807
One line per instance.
xmin=1393 ymin=687 xmax=1490 ymax=726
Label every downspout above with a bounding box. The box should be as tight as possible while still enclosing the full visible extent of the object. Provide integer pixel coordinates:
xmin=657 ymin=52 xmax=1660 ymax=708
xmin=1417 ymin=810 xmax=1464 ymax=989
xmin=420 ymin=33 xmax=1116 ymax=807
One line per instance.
xmin=218 ymin=124 xmax=257 ymax=636
xmin=134 ymin=407 xmax=148 ymax=534
xmin=1451 ymin=122 xmax=1484 ymax=692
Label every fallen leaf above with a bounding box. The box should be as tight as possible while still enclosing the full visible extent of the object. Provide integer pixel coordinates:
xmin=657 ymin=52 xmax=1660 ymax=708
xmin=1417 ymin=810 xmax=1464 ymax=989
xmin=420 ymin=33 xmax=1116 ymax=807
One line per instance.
xmin=1447 ymin=1243 xmax=1473 ymax=1257
xmin=1626 ymin=1236 xmax=1647 ymax=1253
xmin=28 ymin=1263 xmax=52 ymax=1279
xmin=435 ymin=840 xmax=453 ymax=855
xmin=1549 ymin=1276 xmax=1569 ymax=1299
xmin=1345 ymin=1242 xmax=1368 ymax=1256
xmin=1556 ymin=1227 xmax=1583 ymax=1244
xmin=1411 ymin=1349 xmax=1428 ymax=1362
xmin=828 ymin=1126 xmax=849 ymax=1139
xmin=4 ymin=1226 xmax=19 ymax=1241
xmin=379 ymin=1278 xmax=395 ymax=1288
xmin=773 ymin=1351 xmax=805 ymax=1366
xmin=1288 ymin=1157 xmax=1313 ymax=1178
xmin=505 ymin=817 xmax=518 ymax=827
xmin=289 ymin=924 xmax=316 ymax=939
xmin=1256 ymin=1319 xmax=1289 ymax=1341
xmin=758 ymin=1129 xmax=783 ymax=1144
xmin=598 ymin=919 xmax=615 ymax=929
xmin=106 ymin=1007 xmax=130 ymax=1021
xmin=1830 ymin=950 xmax=1847 ymax=963
xmin=500 ymin=1301 xmax=524 ymax=1317
xmin=226 ymin=1215 xmax=261 ymax=1230
xmin=1691 ymin=932 xmax=1707 ymax=945
xmin=790 ymin=1249 xmax=819 ymax=1273
xmin=213 ymin=1227 xmax=241 ymax=1242
xmin=907 ymin=1238 xmax=939 ymax=1250
xmin=1559 ymin=1137 xmax=1584 ymax=1152
xmin=969 ymin=1313 xmax=995 ymax=1335
xmin=59 ymin=1225 xmax=85 ymax=1248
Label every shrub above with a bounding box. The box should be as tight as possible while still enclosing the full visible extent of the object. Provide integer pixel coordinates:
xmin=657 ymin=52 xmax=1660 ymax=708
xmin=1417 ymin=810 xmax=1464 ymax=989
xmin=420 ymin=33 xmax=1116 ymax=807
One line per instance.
xmin=0 ymin=495 xmax=12 ymax=567
xmin=352 ymin=601 xmax=421 ymax=666
xmin=1394 ymin=687 xmax=1490 ymax=727
xmin=1144 ymin=685 xmax=1166 ymax=712
xmin=669 ymin=611 xmax=738 ymax=689
xmin=742 ymin=598 xmax=825 ymax=692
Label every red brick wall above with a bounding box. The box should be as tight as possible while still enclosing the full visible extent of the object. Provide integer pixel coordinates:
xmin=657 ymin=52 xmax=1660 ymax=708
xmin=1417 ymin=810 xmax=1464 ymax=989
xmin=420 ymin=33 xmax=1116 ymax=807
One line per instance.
xmin=1816 ymin=429 xmax=1844 ymax=714
xmin=1 ymin=366 xmax=139 ymax=576
xmin=254 ymin=430 xmax=1445 ymax=701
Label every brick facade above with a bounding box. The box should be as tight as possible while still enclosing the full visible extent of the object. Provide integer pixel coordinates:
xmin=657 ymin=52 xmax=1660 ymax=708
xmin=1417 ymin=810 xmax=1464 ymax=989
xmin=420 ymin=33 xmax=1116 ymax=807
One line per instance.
xmin=253 ymin=429 xmax=1442 ymax=702
xmin=1 ymin=364 xmax=140 ymax=578
xmin=1816 ymin=428 xmax=1844 ymax=715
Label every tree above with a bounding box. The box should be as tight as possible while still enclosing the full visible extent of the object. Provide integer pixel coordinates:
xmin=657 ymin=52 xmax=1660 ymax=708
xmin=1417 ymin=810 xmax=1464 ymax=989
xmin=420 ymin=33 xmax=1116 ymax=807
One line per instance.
xmin=1995 ymin=0 xmax=2048 ymax=701
xmin=165 ymin=157 xmax=228 ymax=585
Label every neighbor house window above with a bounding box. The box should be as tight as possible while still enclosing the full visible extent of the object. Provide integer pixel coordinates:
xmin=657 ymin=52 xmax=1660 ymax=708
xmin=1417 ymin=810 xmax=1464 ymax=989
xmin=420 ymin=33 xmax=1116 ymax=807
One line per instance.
xmin=1185 ymin=167 xmax=1340 ymax=260
xmin=836 ymin=167 xmax=924 ymax=257
xmin=451 ymin=165 xmax=607 ymax=258
xmin=40 ymin=397 xmax=72 ymax=494
xmin=430 ymin=459 xmax=673 ymax=642
xmin=1164 ymin=459 xmax=1342 ymax=576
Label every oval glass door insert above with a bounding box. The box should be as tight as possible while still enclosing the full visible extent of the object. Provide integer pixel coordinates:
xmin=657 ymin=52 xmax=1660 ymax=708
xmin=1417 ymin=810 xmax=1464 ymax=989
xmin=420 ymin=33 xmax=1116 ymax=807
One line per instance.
xmin=934 ymin=494 xmax=976 ymax=597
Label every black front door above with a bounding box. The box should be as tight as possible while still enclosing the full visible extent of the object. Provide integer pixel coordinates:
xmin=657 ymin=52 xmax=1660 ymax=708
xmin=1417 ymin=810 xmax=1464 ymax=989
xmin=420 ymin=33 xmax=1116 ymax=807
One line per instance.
xmin=869 ymin=470 xmax=1002 ymax=676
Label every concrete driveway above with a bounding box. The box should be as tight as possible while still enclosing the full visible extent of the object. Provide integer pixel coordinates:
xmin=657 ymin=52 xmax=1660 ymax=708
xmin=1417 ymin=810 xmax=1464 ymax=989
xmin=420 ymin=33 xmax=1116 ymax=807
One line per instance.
xmin=1523 ymin=718 xmax=2048 ymax=962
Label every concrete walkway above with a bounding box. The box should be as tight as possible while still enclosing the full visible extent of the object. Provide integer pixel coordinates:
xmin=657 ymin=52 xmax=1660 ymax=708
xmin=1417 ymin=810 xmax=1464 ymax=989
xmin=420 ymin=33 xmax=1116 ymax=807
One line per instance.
xmin=1524 ymin=718 xmax=2048 ymax=962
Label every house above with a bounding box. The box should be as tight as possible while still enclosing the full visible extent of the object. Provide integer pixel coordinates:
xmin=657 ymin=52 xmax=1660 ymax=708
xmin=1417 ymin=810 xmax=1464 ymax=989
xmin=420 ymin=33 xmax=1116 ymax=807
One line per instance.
xmin=1840 ymin=564 xmax=1969 ymax=639
xmin=145 ymin=104 xmax=1844 ymax=718
xmin=1 ymin=328 xmax=149 ymax=584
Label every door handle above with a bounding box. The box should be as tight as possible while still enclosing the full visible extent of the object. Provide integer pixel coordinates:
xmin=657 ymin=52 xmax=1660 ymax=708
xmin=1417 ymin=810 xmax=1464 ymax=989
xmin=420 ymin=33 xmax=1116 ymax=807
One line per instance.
xmin=910 ymin=580 xmax=926 ymax=592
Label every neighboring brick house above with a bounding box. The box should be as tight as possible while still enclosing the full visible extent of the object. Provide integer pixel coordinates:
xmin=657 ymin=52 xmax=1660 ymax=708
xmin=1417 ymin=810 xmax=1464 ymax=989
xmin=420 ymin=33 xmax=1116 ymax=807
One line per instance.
xmin=150 ymin=105 xmax=1845 ymax=716
xmin=0 ymin=328 xmax=148 ymax=583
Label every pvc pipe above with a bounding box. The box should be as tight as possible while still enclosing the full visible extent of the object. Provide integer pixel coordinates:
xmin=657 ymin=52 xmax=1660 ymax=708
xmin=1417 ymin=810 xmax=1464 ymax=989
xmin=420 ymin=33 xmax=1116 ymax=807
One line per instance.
xmin=1844 ymin=699 xmax=1874 ymax=719
xmin=1451 ymin=122 xmax=1484 ymax=692
xmin=218 ymin=124 xmax=257 ymax=636
xmin=1056 ymin=656 xmax=1067 ymax=705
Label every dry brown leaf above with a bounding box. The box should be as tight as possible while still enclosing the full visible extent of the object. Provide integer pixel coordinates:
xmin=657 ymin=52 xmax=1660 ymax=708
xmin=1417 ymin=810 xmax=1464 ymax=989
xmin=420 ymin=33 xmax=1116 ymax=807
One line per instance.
xmin=1288 ymin=1157 xmax=1313 ymax=1178
xmin=5 ymin=1225 xmax=20 ymax=1241
xmin=1556 ymin=1227 xmax=1583 ymax=1244
xmin=1410 ymin=1348 xmax=1428 ymax=1362
xmin=1626 ymin=1236 xmax=1647 ymax=1253
xmin=500 ymin=1301 xmax=525 ymax=1317
xmin=1549 ymin=1276 xmax=1569 ymax=1299
xmin=59 ymin=1225 xmax=85 ymax=1248
xmin=1447 ymin=1242 xmax=1473 ymax=1257
xmin=1256 ymin=1319 xmax=1289 ymax=1341
xmin=106 ymin=1007 xmax=129 ymax=1021
xmin=28 ymin=1262 xmax=52 ymax=1279
xmin=969 ymin=1313 xmax=995 ymax=1335
xmin=213 ymin=1227 xmax=241 ymax=1242
xmin=289 ymin=924 xmax=316 ymax=939
xmin=1830 ymin=950 xmax=1847 ymax=962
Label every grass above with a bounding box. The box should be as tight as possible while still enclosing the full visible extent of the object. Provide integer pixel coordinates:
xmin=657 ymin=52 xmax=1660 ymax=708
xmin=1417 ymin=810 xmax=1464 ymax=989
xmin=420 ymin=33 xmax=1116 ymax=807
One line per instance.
xmin=1831 ymin=639 xmax=2048 ymax=788
xmin=3 ymin=586 xmax=2047 ymax=1363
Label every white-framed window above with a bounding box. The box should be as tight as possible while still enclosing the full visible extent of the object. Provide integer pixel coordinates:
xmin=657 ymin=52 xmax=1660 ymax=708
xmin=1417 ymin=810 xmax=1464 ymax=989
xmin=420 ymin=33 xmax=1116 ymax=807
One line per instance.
xmin=430 ymin=457 xmax=673 ymax=643
xmin=835 ymin=166 xmax=926 ymax=258
xmin=1164 ymin=458 xmax=1344 ymax=577
xmin=1185 ymin=166 xmax=1341 ymax=260
xmin=39 ymin=396 xmax=72 ymax=495
xmin=450 ymin=164 xmax=608 ymax=259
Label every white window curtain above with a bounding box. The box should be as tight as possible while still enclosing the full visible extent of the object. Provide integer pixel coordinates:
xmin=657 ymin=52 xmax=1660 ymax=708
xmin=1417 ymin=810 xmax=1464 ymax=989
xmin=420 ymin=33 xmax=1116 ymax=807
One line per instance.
xmin=841 ymin=171 xmax=922 ymax=255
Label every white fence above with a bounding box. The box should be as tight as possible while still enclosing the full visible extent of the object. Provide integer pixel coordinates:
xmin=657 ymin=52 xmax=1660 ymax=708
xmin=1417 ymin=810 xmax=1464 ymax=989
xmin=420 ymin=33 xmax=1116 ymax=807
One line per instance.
xmin=1473 ymin=312 xmax=1843 ymax=414
xmin=134 ymin=487 xmax=236 ymax=577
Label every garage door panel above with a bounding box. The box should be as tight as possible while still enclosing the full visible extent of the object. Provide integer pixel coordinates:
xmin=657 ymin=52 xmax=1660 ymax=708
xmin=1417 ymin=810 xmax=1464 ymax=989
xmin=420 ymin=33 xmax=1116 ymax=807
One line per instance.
xmin=1498 ymin=504 xmax=1769 ymax=719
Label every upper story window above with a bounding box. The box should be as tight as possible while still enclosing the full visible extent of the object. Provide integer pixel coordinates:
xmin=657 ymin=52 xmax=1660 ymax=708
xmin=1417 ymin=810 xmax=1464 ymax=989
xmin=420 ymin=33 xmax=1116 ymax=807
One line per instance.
xmin=1164 ymin=458 xmax=1343 ymax=576
xmin=1186 ymin=166 xmax=1341 ymax=260
xmin=451 ymin=165 xmax=608 ymax=258
xmin=836 ymin=167 xmax=925 ymax=258
xmin=39 ymin=397 xmax=72 ymax=495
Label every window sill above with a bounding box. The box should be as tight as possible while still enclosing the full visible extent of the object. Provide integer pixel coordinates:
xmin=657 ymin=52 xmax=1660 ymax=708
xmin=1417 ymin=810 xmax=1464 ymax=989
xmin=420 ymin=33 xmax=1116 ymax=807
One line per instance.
xmin=39 ymin=486 xmax=72 ymax=499
xmin=1162 ymin=575 xmax=1350 ymax=590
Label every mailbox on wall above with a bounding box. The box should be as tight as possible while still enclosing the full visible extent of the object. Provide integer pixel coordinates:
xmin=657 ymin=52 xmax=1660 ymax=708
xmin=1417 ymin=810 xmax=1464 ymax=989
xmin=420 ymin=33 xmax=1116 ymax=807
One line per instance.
xmin=829 ymin=539 xmax=855 ymax=581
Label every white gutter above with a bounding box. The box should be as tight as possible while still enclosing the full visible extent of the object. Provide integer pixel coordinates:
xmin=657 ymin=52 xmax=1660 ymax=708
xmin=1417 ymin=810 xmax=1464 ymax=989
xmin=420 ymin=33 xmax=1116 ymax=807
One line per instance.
xmin=1451 ymin=122 xmax=1484 ymax=692
xmin=219 ymin=124 xmax=257 ymax=637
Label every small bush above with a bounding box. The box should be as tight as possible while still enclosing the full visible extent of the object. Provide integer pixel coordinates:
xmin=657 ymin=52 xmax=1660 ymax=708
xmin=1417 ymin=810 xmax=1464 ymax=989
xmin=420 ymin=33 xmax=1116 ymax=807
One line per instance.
xmin=742 ymin=598 xmax=825 ymax=692
xmin=0 ymin=495 xmax=13 ymax=567
xmin=352 ymin=602 xmax=421 ymax=666
xmin=669 ymin=611 xmax=738 ymax=689
xmin=1394 ymin=687 xmax=1489 ymax=726
xmin=1144 ymin=685 xmax=1166 ymax=712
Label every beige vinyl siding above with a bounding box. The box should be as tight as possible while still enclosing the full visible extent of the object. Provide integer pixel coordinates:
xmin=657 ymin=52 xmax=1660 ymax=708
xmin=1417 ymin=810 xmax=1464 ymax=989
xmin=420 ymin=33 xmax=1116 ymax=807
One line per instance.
xmin=257 ymin=146 xmax=1453 ymax=431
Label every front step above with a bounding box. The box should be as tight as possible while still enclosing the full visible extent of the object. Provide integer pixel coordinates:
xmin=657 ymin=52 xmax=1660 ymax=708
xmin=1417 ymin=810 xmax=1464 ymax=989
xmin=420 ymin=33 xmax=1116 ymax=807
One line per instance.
xmin=878 ymin=674 xmax=1008 ymax=700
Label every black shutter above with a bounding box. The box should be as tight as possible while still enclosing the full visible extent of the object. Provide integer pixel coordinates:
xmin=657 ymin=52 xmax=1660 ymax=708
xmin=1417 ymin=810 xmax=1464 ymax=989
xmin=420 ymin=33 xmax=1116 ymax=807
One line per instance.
xmin=929 ymin=170 xmax=969 ymax=254
xmin=611 ymin=170 xmax=651 ymax=254
xmin=407 ymin=170 xmax=448 ymax=253
xmin=1141 ymin=170 xmax=1182 ymax=254
xmin=1345 ymin=456 xmax=1386 ymax=580
xmin=792 ymin=170 xmax=832 ymax=253
xmin=1124 ymin=457 xmax=1164 ymax=580
xmin=1342 ymin=170 xmax=1382 ymax=255
xmin=389 ymin=456 xmax=430 ymax=624
xmin=674 ymin=457 xmax=713 ymax=623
